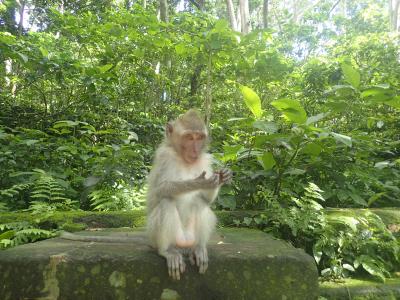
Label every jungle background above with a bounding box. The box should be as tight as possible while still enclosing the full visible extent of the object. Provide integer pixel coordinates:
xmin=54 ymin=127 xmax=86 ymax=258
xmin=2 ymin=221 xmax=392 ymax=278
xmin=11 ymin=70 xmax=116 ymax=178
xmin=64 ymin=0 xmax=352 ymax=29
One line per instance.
xmin=0 ymin=0 xmax=399 ymax=282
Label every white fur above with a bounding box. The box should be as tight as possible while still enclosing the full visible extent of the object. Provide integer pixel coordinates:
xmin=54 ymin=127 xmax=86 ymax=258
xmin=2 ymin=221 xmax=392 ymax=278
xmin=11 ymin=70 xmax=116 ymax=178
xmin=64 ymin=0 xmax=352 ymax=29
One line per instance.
xmin=146 ymin=144 xmax=217 ymax=253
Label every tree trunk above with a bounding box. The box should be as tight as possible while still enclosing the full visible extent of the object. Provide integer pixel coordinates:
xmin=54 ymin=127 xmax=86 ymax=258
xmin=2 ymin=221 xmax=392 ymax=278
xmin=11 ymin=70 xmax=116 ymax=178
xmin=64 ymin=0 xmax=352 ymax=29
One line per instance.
xmin=204 ymin=54 xmax=212 ymax=128
xmin=226 ymin=0 xmax=238 ymax=31
xmin=239 ymin=0 xmax=251 ymax=34
xmin=292 ymin=0 xmax=299 ymax=23
xmin=236 ymin=4 xmax=242 ymax=31
xmin=262 ymin=0 xmax=269 ymax=29
xmin=392 ymin=0 xmax=400 ymax=31
xmin=159 ymin=0 xmax=168 ymax=22
xmin=17 ymin=0 xmax=25 ymax=35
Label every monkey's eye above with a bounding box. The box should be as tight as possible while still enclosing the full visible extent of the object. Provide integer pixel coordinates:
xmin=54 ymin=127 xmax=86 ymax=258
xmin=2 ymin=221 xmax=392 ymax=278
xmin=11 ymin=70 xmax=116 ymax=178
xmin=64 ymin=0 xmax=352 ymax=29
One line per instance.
xmin=183 ymin=134 xmax=194 ymax=141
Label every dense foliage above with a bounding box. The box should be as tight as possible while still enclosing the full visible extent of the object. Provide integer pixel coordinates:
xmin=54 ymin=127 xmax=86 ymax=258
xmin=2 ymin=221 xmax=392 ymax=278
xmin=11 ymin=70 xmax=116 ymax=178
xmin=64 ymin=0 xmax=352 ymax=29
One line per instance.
xmin=0 ymin=0 xmax=399 ymax=281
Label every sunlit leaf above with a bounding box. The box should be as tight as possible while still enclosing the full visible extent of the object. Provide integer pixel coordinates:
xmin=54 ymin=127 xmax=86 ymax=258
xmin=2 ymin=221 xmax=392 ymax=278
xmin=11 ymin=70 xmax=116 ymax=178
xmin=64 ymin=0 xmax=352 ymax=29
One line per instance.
xmin=341 ymin=61 xmax=360 ymax=89
xmin=98 ymin=64 xmax=113 ymax=73
xmin=239 ymin=85 xmax=263 ymax=119
xmin=17 ymin=52 xmax=28 ymax=63
xmin=331 ymin=132 xmax=352 ymax=147
xmin=306 ymin=113 xmax=327 ymax=125
xmin=271 ymin=99 xmax=307 ymax=124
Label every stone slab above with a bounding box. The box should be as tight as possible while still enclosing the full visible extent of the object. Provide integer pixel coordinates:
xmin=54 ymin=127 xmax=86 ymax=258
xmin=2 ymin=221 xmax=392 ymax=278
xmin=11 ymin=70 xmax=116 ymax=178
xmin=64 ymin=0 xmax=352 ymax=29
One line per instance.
xmin=0 ymin=228 xmax=318 ymax=300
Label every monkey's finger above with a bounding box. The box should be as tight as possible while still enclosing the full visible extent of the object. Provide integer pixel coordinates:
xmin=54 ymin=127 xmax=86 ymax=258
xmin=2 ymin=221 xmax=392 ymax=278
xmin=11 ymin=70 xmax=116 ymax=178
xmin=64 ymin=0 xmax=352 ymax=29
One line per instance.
xmin=221 ymin=168 xmax=232 ymax=178
xmin=189 ymin=252 xmax=195 ymax=265
xmin=179 ymin=256 xmax=185 ymax=273
xmin=221 ymin=170 xmax=233 ymax=183
xmin=167 ymin=258 xmax=173 ymax=277
xmin=199 ymin=251 xmax=208 ymax=274
xmin=210 ymin=174 xmax=219 ymax=186
xmin=173 ymin=256 xmax=180 ymax=280
xmin=196 ymin=171 xmax=206 ymax=180
xmin=196 ymin=251 xmax=201 ymax=267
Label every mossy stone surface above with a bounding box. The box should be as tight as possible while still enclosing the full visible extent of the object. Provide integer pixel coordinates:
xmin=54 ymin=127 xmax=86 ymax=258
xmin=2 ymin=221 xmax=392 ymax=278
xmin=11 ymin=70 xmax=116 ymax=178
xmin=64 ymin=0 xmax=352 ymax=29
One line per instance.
xmin=320 ymin=277 xmax=400 ymax=299
xmin=0 ymin=228 xmax=318 ymax=300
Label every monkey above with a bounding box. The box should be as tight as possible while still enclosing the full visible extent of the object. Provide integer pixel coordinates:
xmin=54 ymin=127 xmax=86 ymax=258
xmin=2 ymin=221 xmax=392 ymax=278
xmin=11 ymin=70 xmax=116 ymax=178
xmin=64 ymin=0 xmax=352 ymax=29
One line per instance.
xmin=146 ymin=109 xmax=232 ymax=280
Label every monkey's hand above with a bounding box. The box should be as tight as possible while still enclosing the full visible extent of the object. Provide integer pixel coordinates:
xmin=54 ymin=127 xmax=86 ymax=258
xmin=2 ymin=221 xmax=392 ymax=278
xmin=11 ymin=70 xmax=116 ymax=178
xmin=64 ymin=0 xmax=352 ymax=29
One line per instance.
xmin=215 ymin=168 xmax=232 ymax=185
xmin=194 ymin=171 xmax=220 ymax=189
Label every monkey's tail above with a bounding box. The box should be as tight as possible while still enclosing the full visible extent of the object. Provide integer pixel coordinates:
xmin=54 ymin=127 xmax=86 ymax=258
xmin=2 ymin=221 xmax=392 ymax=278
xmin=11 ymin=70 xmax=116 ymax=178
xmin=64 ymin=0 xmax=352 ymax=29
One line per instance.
xmin=59 ymin=231 xmax=137 ymax=243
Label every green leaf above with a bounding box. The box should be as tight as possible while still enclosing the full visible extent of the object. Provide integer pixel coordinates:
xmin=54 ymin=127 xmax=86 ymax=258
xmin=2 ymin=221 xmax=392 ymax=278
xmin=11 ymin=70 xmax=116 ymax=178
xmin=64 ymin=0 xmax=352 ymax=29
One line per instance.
xmin=175 ymin=43 xmax=186 ymax=55
xmin=243 ymin=217 xmax=252 ymax=226
xmin=98 ymin=64 xmax=113 ymax=73
xmin=217 ymin=195 xmax=236 ymax=210
xmin=341 ymin=61 xmax=360 ymax=89
xmin=271 ymin=99 xmax=307 ymax=124
xmin=222 ymin=145 xmax=243 ymax=162
xmin=313 ymin=243 xmax=323 ymax=264
xmin=361 ymin=85 xmax=394 ymax=102
xmin=328 ymin=215 xmax=359 ymax=231
xmin=374 ymin=161 xmax=390 ymax=169
xmin=257 ymin=152 xmax=276 ymax=170
xmin=385 ymin=97 xmax=400 ymax=110
xmin=17 ymin=52 xmax=28 ymax=63
xmin=53 ymin=120 xmax=80 ymax=128
xmin=39 ymin=47 xmax=49 ymax=58
xmin=20 ymin=139 xmax=39 ymax=146
xmin=0 ymin=32 xmax=16 ymax=45
xmin=284 ymin=168 xmax=306 ymax=175
xmin=239 ymin=85 xmax=263 ymax=119
xmin=306 ymin=113 xmax=327 ymax=125
xmin=302 ymin=143 xmax=322 ymax=156
xmin=367 ymin=192 xmax=386 ymax=207
xmin=252 ymin=120 xmax=278 ymax=133
xmin=360 ymin=259 xmax=386 ymax=282
xmin=343 ymin=264 xmax=355 ymax=272
xmin=331 ymin=132 xmax=352 ymax=147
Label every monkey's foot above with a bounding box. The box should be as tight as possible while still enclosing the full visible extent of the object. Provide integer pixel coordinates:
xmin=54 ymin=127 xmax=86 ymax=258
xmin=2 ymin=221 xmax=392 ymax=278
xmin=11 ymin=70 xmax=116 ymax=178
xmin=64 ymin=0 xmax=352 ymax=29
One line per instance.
xmin=165 ymin=249 xmax=186 ymax=280
xmin=189 ymin=246 xmax=208 ymax=274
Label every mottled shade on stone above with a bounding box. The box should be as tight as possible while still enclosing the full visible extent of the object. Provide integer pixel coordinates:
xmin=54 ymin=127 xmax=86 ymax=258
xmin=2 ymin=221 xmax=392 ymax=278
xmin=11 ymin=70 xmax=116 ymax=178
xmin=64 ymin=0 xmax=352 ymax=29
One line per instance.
xmin=0 ymin=228 xmax=318 ymax=300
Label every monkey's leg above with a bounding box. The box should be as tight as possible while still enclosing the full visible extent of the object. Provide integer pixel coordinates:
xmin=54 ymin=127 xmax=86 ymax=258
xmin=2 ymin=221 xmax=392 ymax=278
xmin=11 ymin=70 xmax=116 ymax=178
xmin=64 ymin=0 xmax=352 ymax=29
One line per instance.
xmin=151 ymin=200 xmax=187 ymax=280
xmin=189 ymin=205 xmax=217 ymax=274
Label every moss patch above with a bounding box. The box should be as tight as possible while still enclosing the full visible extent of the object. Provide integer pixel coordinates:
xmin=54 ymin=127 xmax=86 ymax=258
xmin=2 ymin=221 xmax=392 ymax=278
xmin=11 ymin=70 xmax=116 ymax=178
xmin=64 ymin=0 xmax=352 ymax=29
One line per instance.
xmin=320 ymin=277 xmax=400 ymax=299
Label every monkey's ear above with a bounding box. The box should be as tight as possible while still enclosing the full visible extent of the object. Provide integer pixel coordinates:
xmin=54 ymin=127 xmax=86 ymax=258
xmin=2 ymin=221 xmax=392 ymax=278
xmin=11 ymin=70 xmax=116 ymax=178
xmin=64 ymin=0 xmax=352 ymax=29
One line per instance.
xmin=166 ymin=123 xmax=173 ymax=136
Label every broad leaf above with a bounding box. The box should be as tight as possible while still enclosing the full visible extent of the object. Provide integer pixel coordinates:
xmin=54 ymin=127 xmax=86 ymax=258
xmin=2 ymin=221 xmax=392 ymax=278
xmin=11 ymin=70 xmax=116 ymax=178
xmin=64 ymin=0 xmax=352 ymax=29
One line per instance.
xmin=98 ymin=64 xmax=113 ymax=73
xmin=306 ymin=113 xmax=327 ymax=125
xmin=239 ymin=85 xmax=263 ymax=119
xmin=341 ymin=61 xmax=360 ymax=89
xmin=386 ymin=97 xmax=400 ymax=110
xmin=361 ymin=85 xmax=395 ymax=103
xmin=271 ymin=99 xmax=307 ymax=124
xmin=257 ymin=152 xmax=276 ymax=170
xmin=252 ymin=120 xmax=278 ymax=133
xmin=302 ymin=143 xmax=322 ymax=156
xmin=331 ymin=132 xmax=352 ymax=147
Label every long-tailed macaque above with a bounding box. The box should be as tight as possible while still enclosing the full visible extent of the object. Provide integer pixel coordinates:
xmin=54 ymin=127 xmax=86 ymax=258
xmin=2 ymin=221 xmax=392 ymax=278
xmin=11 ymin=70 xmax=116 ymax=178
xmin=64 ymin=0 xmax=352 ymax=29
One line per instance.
xmin=146 ymin=109 xmax=231 ymax=280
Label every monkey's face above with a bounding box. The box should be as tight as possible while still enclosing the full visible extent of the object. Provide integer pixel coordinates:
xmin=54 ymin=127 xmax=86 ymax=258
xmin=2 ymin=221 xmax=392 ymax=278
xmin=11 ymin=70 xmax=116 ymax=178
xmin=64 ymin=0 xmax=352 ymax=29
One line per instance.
xmin=179 ymin=132 xmax=207 ymax=164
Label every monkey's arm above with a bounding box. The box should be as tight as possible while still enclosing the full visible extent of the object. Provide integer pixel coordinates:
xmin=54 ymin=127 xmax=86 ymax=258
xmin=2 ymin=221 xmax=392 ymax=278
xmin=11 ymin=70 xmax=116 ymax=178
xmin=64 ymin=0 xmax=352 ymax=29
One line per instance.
xmin=156 ymin=174 xmax=219 ymax=199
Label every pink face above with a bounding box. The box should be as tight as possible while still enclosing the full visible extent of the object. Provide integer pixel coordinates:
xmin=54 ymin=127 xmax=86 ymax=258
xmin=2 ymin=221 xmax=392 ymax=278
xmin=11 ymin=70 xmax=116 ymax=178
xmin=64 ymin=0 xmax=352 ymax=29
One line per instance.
xmin=180 ymin=132 xmax=206 ymax=164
